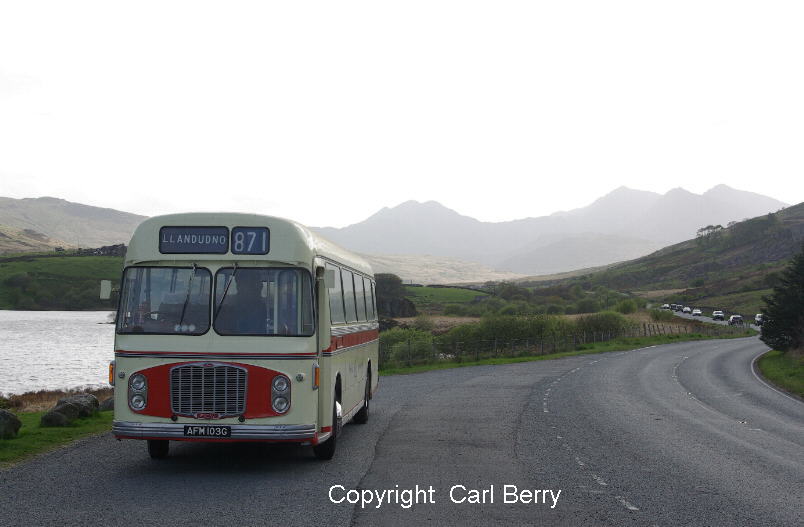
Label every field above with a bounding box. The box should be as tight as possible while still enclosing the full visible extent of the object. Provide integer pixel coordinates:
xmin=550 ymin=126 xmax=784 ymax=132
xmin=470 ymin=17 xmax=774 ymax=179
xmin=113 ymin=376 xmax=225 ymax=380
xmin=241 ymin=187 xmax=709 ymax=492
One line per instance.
xmin=0 ymin=254 xmax=123 ymax=309
xmin=403 ymin=285 xmax=487 ymax=312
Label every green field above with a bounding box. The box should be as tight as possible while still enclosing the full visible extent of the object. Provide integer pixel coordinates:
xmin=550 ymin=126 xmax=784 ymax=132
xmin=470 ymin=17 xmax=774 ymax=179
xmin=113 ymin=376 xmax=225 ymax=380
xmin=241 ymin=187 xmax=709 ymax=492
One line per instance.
xmin=757 ymin=350 xmax=804 ymax=398
xmin=0 ymin=410 xmax=113 ymax=466
xmin=0 ymin=255 xmax=123 ymax=309
xmin=404 ymin=285 xmax=487 ymax=309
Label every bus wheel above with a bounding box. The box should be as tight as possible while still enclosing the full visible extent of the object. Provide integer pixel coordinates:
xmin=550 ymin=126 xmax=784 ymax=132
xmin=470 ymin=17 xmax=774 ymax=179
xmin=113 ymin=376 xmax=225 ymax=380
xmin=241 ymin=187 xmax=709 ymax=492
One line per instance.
xmin=313 ymin=400 xmax=338 ymax=461
xmin=353 ymin=374 xmax=370 ymax=425
xmin=148 ymin=440 xmax=169 ymax=459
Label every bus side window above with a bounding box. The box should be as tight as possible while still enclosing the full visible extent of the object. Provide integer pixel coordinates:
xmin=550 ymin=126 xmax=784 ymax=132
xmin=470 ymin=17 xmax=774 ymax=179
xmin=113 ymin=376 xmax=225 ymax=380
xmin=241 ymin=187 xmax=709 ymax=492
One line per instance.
xmin=326 ymin=263 xmax=346 ymax=324
xmin=342 ymin=269 xmax=358 ymax=323
xmin=355 ymin=276 xmax=367 ymax=322
xmin=369 ymin=281 xmax=377 ymax=320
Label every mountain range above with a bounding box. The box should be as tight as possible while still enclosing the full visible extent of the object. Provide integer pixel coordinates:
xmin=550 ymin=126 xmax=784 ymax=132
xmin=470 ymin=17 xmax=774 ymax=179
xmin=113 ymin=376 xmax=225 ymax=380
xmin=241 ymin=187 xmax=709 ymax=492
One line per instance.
xmin=0 ymin=185 xmax=789 ymax=282
xmin=314 ymin=185 xmax=787 ymax=276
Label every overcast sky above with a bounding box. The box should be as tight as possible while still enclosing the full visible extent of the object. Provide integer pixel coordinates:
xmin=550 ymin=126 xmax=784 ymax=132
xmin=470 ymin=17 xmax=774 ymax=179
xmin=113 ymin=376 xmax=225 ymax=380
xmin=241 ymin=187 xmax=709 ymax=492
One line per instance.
xmin=1 ymin=1 xmax=802 ymax=228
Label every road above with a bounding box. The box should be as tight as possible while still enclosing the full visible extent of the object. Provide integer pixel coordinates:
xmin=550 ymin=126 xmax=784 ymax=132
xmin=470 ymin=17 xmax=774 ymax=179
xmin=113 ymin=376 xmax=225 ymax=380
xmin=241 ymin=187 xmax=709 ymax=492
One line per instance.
xmin=671 ymin=309 xmax=761 ymax=330
xmin=1 ymin=337 xmax=802 ymax=526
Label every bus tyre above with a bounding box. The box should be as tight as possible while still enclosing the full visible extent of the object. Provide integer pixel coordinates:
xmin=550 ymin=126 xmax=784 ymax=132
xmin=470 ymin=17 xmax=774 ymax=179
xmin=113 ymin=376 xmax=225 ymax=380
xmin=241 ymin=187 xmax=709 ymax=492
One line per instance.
xmin=148 ymin=439 xmax=169 ymax=459
xmin=353 ymin=375 xmax=370 ymax=425
xmin=313 ymin=401 xmax=338 ymax=461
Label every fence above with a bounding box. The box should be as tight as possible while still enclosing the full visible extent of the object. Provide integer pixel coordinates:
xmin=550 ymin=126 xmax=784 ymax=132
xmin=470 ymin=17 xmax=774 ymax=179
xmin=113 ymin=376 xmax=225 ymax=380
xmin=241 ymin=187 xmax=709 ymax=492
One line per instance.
xmin=378 ymin=322 xmax=751 ymax=370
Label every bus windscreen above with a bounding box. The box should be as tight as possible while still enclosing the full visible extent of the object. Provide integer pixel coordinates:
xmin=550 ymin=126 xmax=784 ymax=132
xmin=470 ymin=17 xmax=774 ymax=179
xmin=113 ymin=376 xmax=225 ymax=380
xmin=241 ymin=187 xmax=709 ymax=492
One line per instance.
xmin=214 ymin=268 xmax=314 ymax=336
xmin=117 ymin=267 xmax=211 ymax=335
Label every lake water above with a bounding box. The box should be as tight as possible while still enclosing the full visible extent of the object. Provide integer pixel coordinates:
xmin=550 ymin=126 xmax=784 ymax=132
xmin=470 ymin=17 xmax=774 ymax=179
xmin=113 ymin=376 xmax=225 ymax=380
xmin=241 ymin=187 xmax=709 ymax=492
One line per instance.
xmin=0 ymin=311 xmax=115 ymax=395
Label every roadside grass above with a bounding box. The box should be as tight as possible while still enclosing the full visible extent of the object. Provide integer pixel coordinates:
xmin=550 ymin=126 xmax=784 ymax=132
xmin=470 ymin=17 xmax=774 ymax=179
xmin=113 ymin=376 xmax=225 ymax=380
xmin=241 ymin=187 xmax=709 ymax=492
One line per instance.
xmin=0 ymin=410 xmax=113 ymax=467
xmin=379 ymin=330 xmax=756 ymax=376
xmin=757 ymin=350 xmax=804 ymax=398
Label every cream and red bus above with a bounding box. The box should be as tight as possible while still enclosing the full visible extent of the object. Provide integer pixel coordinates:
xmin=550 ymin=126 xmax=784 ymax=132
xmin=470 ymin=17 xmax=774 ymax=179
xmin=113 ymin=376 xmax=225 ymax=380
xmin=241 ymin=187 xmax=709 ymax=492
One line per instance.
xmin=106 ymin=213 xmax=378 ymax=460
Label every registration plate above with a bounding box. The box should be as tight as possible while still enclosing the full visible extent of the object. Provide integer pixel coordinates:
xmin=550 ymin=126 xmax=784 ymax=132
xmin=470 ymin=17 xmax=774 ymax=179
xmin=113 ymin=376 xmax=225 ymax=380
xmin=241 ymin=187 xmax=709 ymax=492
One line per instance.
xmin=183 ymin=425 xmax=231 ymax=438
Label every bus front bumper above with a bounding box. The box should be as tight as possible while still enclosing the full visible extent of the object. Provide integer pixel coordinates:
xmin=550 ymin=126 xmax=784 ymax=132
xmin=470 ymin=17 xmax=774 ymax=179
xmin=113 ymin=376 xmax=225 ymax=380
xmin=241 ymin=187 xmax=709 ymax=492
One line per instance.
xmin=113 ymin=421 xmax=317 ymax=442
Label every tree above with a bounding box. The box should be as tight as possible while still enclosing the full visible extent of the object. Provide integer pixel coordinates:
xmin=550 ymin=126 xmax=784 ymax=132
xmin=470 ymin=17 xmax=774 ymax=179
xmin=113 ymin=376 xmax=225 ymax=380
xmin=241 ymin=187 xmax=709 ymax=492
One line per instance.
xmin=760 ymin=245 xmax=804 ymax=353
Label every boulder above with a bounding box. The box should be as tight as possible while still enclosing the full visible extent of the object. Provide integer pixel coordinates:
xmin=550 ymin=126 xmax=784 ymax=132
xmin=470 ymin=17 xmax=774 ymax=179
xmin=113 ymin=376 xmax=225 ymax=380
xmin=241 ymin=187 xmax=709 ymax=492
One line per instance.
xmin=40 ymin=410 xmax=71 ymax=427
xmin=57 ymin=394 xmax=99 ymax=417
xmin=99 ymin=397 xmax=114 ymax=412
xmin=40 ymin=401 xmax=81 ymax=427
xmin=0 ymin=409 xmax=22 ymax=439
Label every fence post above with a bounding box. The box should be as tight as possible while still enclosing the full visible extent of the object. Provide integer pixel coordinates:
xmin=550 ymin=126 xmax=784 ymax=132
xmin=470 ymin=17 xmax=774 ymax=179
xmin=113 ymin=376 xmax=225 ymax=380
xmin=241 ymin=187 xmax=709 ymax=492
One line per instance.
xmin=407 ymin=339 xmax=412 ymax=366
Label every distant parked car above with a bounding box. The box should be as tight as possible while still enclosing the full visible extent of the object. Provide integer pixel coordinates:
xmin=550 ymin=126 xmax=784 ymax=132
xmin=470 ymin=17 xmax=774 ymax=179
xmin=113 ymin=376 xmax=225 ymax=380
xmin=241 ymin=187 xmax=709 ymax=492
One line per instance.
xmin=674 ymin=305 xmax=684 ymax=312
xmin=728 ymin=315 xmax=744 ymax=326
xmin=661 ymin=304 xmax=671 ymax=310
xmin=712 ymin=310 xmax=725 ymax=321
xmin=692 ymin=308 xmax=702 ymax=316
xmin=754 ymin=314 xmax=765 ymax=326
xmin=683 ymin=306 xmax=692 ymax=314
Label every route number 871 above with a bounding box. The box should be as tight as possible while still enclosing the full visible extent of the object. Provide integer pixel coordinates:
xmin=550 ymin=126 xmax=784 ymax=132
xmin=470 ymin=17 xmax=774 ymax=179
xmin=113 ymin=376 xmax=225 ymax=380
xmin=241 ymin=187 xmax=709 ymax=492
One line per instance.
xmin=231 ymin=227 xmax=270 ymax=255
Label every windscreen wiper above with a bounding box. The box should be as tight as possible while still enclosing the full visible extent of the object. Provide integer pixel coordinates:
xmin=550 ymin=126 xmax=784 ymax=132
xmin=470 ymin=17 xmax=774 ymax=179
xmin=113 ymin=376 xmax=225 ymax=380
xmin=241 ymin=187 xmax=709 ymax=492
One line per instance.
xmin=212 ymin=262 xmax=238 ymax=325
xmin=176 ymin=263 xmax=197 ymax=331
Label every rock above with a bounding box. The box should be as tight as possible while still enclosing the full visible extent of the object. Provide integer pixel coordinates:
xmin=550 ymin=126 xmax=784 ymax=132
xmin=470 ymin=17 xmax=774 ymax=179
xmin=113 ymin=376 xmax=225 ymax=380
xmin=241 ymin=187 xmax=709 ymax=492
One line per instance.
xmin=40 ymin=401 xmax=82 ymax=427
xmin=40 ymin=410 xmax=71 ymax=427
xmin=99 ymin=397 xmax=114 ymax=412
xmin=57 ymin=394 xmax=99 ymax=417
xmin=0 ymin=409 xmax=22 ymax=439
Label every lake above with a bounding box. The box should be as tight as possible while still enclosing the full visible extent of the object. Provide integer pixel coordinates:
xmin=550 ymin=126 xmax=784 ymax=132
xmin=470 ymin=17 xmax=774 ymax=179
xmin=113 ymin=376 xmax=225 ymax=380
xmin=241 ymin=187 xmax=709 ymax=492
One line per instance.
xmin=0 ymin=310 xmax=115 ymax=395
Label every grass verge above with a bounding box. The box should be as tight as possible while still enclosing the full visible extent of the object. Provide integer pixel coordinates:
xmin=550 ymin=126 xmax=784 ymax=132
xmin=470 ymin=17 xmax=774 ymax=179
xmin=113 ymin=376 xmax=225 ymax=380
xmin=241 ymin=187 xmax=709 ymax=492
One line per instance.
xmin=379 ymin=331 xmax=756 ymax=376
xmin=756 ymin=350 xmax=804 ymax=398
xmin=0 ymin=411 xmax=113 ymax=467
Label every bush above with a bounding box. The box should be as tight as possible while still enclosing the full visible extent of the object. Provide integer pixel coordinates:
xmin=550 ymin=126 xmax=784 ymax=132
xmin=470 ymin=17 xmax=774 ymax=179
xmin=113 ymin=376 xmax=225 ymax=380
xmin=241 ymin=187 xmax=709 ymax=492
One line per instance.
xmin=575 ymin=311 xmax=632 ymax=335
xmin=614 ymin=299 xmax=637 ymax=314
xmin=412 ymin=315 xmax=435 ymax=332
xmin=379 ymin=328 xmax=435 ymax=365
xmin=649 ymin=309 xmax=675 ymax=322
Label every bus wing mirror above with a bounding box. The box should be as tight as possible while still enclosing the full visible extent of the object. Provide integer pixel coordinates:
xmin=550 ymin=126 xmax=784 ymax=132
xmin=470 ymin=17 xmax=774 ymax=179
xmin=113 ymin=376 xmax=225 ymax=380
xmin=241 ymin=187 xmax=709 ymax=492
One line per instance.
xmin=100 ymin=280 xmax=112 ymax=300
xmin=324 ymin=269 xmax=336 ymax=288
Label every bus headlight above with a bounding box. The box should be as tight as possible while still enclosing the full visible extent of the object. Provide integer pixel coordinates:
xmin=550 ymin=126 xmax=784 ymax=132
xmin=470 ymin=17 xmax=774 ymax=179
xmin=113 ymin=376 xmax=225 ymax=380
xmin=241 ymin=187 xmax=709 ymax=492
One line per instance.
xmin=130 ymin=394 xmax=146 ymax=410
xmin=128 ymin=373 xmax=148 ymax=411
xmin=130 ymin=374 xmax=147 ymax=391
xmin=272 ymin=396 xmax=289 ymax=413
xmin=272 ymin=375 xmax=289 ymax=393
xmin=271 ymin=374 xmax=291 ymax=413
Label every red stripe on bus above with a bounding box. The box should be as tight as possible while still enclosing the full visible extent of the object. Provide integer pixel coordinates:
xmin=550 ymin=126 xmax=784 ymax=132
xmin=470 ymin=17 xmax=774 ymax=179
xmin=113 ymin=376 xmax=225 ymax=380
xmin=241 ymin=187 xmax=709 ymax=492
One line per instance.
xmin=324 ymin=328 xmax=379 ymax=352
xmin=116 ymin=350 xmax=318 ymax=357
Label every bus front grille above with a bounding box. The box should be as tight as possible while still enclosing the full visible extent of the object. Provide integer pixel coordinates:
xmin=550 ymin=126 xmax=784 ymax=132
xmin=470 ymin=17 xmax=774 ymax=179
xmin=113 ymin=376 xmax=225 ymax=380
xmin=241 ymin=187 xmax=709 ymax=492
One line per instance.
xmin=170 ymin=363 xmax=247 ymax=417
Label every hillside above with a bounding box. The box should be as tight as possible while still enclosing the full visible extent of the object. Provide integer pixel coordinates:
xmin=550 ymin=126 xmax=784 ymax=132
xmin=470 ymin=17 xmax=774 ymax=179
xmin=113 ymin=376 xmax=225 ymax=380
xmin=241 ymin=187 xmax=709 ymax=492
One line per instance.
xmin=362 ymin=253 xmax=522 ymax=284
xmin=0 ymin=225 xmax=74 ymax=255
xmin=314 ymin=185 xmax=788 ymax=275
xmin=0 ymin=197 xmax=145 ymax=248
xmin=0 ymin=254 xmax=122 ymax=310
xmin=552 ymin=202 xmax=804 ymax=315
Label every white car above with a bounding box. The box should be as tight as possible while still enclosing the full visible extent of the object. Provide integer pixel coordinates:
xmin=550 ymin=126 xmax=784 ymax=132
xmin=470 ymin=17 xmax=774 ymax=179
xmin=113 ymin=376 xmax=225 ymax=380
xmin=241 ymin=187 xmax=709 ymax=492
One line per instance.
xmin=682 ymin=306 xmax=692 ymax=314
xmin=692 ymin=308 xmax=702 ymax=316
xmin=712 ymin=310 xmax=725 ymax=321
xmin=728 ymin=315 xmax=744 ymax=326
xmin=661 ymin=304 xmax=670 ymax=310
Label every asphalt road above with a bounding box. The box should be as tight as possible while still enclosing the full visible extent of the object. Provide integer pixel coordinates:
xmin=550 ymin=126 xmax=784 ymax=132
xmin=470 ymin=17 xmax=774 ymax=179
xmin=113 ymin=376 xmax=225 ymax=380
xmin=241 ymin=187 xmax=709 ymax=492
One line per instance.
xmin=671 ymin=309 xmax=761 ymax=330
xmin=1 ymin=337 xmax=802 ymax=526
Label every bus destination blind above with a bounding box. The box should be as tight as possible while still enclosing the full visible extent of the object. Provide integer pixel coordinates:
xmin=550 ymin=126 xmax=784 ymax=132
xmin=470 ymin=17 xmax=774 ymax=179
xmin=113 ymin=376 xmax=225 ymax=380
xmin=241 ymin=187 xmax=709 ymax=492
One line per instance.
xmin=159 ymin=226 xmax=229 ymax=254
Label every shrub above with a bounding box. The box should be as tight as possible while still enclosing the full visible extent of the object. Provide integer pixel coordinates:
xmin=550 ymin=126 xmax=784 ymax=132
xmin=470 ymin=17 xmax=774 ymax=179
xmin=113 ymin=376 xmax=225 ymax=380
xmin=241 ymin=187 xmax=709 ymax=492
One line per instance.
xmin=614 ymin=299 xmax=637 ymax=314
xmin=649 ymin=309 xmax=675 ymax=322
xmin=412 ymin=315 xmax=435 ymax=332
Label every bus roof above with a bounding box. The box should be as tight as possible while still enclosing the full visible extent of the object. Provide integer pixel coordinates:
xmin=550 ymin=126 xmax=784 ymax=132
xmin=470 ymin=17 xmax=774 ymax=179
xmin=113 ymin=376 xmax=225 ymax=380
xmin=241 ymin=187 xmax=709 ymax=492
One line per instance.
xmin=124 ymin=213 xmax=373 ymax=276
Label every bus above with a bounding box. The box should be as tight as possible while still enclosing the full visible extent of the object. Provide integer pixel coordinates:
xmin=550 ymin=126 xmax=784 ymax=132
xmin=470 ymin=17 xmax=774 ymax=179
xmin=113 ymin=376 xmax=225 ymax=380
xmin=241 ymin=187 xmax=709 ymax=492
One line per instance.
xmin=104 ymin=213 xmax=378 ymax=460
